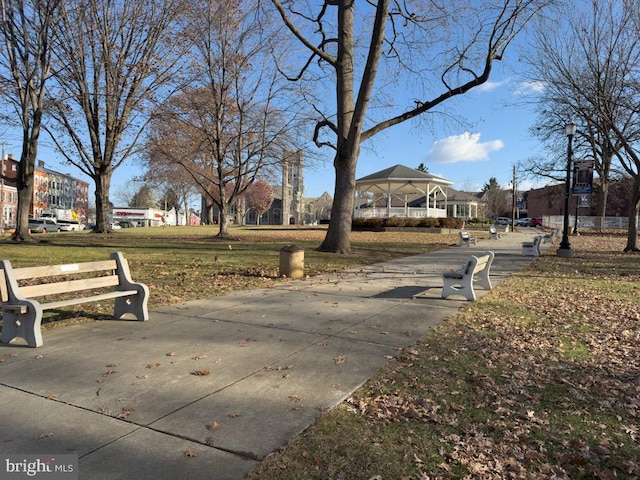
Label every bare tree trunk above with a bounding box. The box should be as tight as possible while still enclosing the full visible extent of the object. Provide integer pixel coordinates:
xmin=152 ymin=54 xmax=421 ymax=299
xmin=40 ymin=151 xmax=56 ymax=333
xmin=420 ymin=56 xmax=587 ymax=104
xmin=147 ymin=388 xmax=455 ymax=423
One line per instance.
xmin=595 ymin=180 xmax=609 ymax=231
xmin=319 ymin=149 xmax=358 ymax=253
xmin=215 ymin=182 xmax=230 ymax=237
xmin=12 ymin=163 xmax=35 ymax=241
xmin=93 ymin=172 xmax=112 ymax=233
xmin=217 ymin=203 xmax=231 ymax=237
xmin=206 ymin=203 xmax=213 ymax=225
xmin=624 ymin=176 xmax=640 ymax=252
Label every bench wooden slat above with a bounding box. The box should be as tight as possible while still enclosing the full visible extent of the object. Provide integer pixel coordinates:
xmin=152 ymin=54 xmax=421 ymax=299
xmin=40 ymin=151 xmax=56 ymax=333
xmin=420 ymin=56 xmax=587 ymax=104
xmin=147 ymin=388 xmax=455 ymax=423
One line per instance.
xmin=17 ymin=274 xmax=120 ymax=299
xmin=11 ymin=260 xmax=118 ymax=281
xmin=38 ymin=290 xmax=138 ymax=310
xmin=0 ymin=268 xmax=7 ymax=303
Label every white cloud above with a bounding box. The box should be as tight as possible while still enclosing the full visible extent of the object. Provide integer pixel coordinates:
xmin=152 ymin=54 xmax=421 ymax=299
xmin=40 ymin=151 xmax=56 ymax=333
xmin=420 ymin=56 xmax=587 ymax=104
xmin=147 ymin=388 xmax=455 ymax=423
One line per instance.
xmin=515 ymin=81 xmax=545 ymax=95
xmin=476 ymin=80 xmax=507 ymax=93
xmin=425 ymin=132 xmax=504 ymax=164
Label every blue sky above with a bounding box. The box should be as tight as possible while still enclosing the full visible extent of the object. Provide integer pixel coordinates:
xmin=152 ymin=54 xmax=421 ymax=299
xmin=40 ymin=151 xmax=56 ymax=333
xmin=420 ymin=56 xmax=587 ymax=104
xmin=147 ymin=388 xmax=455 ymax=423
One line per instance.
xmin=303 ymin=75 xmax=549 ymax=198
xmin=1 ymin=62 xmax=549 ymax=206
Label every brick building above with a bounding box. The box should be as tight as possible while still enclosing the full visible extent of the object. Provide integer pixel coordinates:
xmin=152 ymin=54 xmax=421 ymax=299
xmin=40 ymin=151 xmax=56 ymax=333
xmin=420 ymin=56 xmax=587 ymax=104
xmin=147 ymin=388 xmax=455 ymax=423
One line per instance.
xmin=0 ymin=156 xmax=90 ymax=227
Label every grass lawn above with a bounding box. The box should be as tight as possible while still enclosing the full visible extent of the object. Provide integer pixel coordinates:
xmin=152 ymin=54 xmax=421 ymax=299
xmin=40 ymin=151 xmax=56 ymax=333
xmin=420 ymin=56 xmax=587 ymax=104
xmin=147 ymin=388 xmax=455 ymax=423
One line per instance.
xmin=0 ymin=225 xmax=457 ymax=327
xmin=2 ymin=227 xmax=639 ymax=478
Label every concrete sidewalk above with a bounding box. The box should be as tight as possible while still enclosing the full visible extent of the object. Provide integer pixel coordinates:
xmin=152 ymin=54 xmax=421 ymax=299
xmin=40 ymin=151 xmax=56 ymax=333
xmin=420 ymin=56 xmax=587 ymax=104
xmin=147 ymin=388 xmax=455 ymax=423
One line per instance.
xmin=0 ymin=231 xmax=546 ymax=479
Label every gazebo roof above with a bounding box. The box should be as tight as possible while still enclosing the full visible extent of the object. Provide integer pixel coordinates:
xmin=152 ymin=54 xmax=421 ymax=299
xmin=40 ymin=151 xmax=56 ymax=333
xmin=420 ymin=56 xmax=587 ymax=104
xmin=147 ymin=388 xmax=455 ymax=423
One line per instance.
xmin=356 ymin=164 xmax=453 ymax=194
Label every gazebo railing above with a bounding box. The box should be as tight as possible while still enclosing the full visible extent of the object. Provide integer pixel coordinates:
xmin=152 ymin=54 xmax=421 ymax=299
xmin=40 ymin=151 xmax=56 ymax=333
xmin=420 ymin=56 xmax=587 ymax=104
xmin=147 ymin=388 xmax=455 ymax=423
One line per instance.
xmin=353 ymin=207 xmax=447 ymax=219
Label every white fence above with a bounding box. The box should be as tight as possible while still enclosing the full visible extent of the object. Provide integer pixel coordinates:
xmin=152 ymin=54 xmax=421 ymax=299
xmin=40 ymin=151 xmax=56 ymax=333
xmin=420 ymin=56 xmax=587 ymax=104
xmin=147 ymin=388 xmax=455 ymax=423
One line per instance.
xmin=544 ymin=215 xmax=635 ymax=230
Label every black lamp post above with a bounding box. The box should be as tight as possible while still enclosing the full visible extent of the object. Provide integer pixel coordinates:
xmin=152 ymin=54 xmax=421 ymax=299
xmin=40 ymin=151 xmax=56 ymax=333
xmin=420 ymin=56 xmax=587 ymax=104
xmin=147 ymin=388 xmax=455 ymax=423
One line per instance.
xmin=557 ymin=122 xmax=577 ymax=257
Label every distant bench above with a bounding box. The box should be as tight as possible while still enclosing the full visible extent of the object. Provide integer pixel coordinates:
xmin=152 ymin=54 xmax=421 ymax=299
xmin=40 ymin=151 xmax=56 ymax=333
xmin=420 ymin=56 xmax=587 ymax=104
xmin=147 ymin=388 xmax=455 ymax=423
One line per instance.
xmin=489 ymin=225 xmax=502 ymax=240
xmin=442 ymin=251 xmax=494 ymax=301
xmin=543 ymin=228 xmax=560 ymax=244
xmin=522 ymin=236 xmax=542 ymax=257
xmin=0 ymin=252 xmax=149 ymax=348
xmin=458 ymin=230 xmax=477 ymax=246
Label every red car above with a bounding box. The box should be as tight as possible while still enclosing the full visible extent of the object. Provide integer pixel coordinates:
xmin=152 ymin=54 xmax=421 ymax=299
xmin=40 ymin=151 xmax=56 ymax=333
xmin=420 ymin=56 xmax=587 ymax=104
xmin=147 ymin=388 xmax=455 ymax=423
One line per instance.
xmin=529 ymin=217 xmax=543 ymax=227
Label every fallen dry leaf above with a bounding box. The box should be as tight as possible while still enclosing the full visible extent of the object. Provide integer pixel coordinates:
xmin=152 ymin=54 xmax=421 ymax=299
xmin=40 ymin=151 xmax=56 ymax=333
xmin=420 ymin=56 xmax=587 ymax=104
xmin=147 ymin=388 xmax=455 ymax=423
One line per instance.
xmin=334 ymin=355 xmax=346 ymax=364
xmin=191 ymin=370 xmax=210 ymax=376
xmin=192 ymin=354 xmax=208 ymax=360
xmin=118 ymin=406 xmax=135 ymax=419
xmin=146 ymin=363 xmax=161 ymax=369
xmin=184 ymin=449 xmax=198 ymax=458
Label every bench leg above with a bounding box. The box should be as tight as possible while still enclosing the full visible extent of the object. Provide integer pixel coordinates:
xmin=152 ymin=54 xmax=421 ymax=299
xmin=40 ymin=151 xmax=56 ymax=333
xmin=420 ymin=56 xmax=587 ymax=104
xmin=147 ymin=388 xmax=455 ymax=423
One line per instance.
xmin=114 ymin=284 xmax=150 ymax=321
xmin=1 ymin=303 xmax=44 ymax=348
xmin=442 ymin=278 xmax=476 ymax=301
xmin=111 ymin=252 xmax=150 ymax=321
xmin=475 ymin=271 xmax=492 ymax=291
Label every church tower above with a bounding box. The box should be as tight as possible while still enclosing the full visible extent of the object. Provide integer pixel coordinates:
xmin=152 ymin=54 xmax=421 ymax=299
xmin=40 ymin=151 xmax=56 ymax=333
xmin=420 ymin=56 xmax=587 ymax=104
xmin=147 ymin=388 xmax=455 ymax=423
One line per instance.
xmin=281 ymin=150 xmax=304 ymax=225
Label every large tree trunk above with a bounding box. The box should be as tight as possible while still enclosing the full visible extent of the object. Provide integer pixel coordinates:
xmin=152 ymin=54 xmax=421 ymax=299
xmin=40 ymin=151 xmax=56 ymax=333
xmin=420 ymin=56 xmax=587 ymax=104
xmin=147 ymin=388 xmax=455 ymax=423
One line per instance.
xmin=12 ymin=175 xmax=35 ymax=242
xmin=624 ymin=176 xmax=640 ymax=252
xmin=11 ymin=136 xmax=39 ymax=242
xmin=319 ymin=149 xmax=358 ymax=254
xmin=93 ymin=172 xmax=112 ymax=233
xmin=207 ymin=203 xmax=214 ymax=225
xmin=217 ymin=202 xmax=232 ymax=237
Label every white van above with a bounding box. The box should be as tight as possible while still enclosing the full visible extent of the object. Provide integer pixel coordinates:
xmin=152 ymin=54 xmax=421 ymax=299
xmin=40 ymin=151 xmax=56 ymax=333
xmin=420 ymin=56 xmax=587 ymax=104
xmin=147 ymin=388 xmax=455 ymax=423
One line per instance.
xmin=58 ymin=219 xmax=84 ymax=231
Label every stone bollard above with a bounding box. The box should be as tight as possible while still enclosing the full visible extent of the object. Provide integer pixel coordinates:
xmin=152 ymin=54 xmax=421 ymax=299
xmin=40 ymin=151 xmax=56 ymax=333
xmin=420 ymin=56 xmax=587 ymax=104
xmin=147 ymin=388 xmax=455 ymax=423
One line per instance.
xmin=279 ymin=245 xmax=304 ymax=279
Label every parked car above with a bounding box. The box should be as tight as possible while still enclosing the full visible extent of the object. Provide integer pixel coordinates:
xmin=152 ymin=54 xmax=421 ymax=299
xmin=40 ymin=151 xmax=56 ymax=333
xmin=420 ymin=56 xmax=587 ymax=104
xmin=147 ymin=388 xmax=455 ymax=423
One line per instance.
xmin=110 ymin=222 xmax=122 ymax=230
xmin=529 ymin=217 xmax=543 ymax=227
xmin=495 ymin=217 xmax=513 ymax=226
xmin=58 ymin=219 xmax=84 ymax=231
xmin=515 ymin=217 xmax=532 ymax=226
xmin=28 ymin=218 xmax=60 ymax=233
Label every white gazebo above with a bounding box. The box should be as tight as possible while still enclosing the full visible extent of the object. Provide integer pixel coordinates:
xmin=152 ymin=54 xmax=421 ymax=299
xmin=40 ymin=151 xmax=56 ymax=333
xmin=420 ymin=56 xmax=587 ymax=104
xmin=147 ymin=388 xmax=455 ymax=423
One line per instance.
xmin=354 ymin=164 xmax=453 ymax=219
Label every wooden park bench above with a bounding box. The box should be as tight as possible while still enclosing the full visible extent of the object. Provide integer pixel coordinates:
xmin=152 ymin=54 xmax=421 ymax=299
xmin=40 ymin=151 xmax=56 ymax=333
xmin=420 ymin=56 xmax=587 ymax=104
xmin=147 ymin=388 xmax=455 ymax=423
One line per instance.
xmin=458 ymin=230 xmax=477 ymax=246
xmin=522 ymin=235 xmax=542 ymax=257
xmin=442 ymin=251 xmax=494 ymax=301
xmin=0 ymin=252 xmax=149 ymax=348
xmin=543 ymin=228 xmax=560 ymax=244
xmin=489 ymin=225 xmax=502 ymax=240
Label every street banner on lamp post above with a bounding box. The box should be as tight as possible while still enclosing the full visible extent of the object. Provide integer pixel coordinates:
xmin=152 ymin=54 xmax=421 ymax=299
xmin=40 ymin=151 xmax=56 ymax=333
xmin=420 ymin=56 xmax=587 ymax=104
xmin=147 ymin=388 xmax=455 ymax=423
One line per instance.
xmin=572 ymin=160 xmax=595 ymax=195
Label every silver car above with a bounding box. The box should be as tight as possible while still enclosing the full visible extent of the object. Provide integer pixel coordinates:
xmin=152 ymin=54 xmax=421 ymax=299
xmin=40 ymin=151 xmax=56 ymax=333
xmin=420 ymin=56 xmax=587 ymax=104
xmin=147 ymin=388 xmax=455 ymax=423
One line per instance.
xmin=28 ymin=218 xmax=61 ymax=233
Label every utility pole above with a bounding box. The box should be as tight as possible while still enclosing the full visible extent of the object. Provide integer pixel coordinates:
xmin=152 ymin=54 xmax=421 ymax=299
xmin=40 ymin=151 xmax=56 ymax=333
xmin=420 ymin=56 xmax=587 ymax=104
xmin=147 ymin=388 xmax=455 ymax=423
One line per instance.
xmin=511 ymin=164 xmax=517 ymax=231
